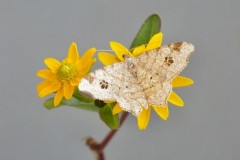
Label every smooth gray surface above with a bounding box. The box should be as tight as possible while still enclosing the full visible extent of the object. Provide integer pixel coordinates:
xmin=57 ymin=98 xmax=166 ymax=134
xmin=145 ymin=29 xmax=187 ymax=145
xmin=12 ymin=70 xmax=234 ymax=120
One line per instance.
xmin=0 ymin=0 xmax=240 ymax=159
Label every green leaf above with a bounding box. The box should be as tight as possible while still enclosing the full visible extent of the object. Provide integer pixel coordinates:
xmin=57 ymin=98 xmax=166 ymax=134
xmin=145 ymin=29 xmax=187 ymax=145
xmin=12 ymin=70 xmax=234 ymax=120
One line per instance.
xmin=130 ymin=14 xmax=161 ymax=49
xmin=73 ymin=87 xmax=93 ymax=103
xmin=43 ymin=97 xmax=99 ymax=112
xmin=99 ymin=103 xmax=119 ymax=129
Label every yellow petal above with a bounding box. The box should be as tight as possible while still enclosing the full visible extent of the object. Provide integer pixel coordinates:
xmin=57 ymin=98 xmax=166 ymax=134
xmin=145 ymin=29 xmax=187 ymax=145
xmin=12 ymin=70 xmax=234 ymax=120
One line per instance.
xmin=54 ymin=87 xmax=64 ymax=107
xmin=132 ymin=45 xmax=146 ymax=56
xmin=110 ymin=41 xmax=131 ymax=61
xmin=36 ymin=80 xmax=52 ymax=92
xmin=78 ymin=58 xmax=96 ymax=74
xmin=36 ymin=69 xmax=55 ymax=80
xmin=63 ymin=83 xmax=74 ymax=99
xmin=66 ymin=42 xmax=79 ymax=64
xmin=172 ymin=76 xmax=194 ymax=88
xmin=137 ymin=106 xmax=151 ymax=130
xmin=44 ymin=58 xmax=61 ymax=73
xmin=38 ymin=81 xmax=60 ymax=98
xmin=168 ymin=91 xmax=184 ymax=107
xmin=112 ymin=103 xmax=123 ymax=115
xmin=98 ymin=52 xmax=120 ymax=65
xmin=146 ymin=32 xmax=163 ymax=51
xmin=70 ymin=77 xmax=82 ymax=86
xmin=153 ymin=105 xmax=169 ymax=120
xmin=80 ymin=48 xmax=96 ymax=64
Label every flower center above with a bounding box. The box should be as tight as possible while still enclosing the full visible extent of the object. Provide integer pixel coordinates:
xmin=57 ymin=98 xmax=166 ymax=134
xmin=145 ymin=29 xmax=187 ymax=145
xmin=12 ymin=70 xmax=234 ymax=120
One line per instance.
xmin=57 ymin=63 xmax=77 ymax=82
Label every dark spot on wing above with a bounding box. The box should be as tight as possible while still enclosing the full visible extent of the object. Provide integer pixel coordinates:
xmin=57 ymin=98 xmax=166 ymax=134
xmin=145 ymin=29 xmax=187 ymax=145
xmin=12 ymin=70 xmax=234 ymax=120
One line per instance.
xmin=172 ymin=42 xmax=183 ymax=52
xmin=100 ymin=80 xmax=109 ymax=89
xmin=164 ymin=56 xmax=174 ymax=66
xmin=86 ymin=75 xmax=94 ymax=84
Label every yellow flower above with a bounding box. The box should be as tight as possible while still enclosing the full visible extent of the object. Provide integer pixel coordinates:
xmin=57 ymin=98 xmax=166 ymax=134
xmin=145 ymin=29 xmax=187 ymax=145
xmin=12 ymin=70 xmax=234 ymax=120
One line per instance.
xmin=37 ymin=42 xmax=96 ymax=106
xmin=98 ymin=32 xmax=194 ymax=130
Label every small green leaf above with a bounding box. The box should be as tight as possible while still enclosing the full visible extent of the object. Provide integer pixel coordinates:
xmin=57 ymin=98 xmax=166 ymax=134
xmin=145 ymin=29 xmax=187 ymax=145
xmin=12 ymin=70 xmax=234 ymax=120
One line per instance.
xmin=99 ymin=103 xmax=119 ymax=129
xmin=43 ymin=97 xmax=99 ymax=112
xmin=43 ymin=98 xmax=55 ymax=110
xmin=130 ymin=14 xmax=161 ymax=49
xmin=73 ymin=88 xmax=93 ymax=103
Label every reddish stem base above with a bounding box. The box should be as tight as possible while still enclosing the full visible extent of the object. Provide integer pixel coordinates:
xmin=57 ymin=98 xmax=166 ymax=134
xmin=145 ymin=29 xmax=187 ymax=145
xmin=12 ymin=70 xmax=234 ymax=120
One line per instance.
xmin=86 ymin=112 xmax=129 ymax=160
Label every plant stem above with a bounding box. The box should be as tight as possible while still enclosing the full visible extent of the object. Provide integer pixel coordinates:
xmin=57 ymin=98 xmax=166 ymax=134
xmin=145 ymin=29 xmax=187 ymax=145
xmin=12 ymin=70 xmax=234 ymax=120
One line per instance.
xmin=86 ymin=112 xmax=129 ymax=160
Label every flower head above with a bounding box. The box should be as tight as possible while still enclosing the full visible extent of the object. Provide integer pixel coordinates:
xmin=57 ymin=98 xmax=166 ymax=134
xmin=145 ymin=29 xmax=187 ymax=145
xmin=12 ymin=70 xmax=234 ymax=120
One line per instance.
xmin=98 ymin=33 xmax=194 ymax=130
xmin=37 ymin=42 xmax=96 ymax=106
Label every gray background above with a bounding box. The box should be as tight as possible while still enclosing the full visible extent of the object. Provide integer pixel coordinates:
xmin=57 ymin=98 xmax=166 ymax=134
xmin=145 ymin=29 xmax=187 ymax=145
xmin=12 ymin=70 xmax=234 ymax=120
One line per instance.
xmin=0 ymin=0 xmax=240 ymax=159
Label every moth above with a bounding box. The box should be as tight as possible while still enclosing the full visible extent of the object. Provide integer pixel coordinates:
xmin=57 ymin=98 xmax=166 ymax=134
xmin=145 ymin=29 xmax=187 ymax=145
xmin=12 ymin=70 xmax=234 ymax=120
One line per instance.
xmin=79 ymin=42 xmax=194 ymax=116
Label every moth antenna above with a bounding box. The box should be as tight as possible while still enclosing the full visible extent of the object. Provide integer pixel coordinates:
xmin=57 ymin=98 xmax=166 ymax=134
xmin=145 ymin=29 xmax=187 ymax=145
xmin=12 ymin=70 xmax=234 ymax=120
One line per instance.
xmin=96 ymin=50 xmax=115 ymax=52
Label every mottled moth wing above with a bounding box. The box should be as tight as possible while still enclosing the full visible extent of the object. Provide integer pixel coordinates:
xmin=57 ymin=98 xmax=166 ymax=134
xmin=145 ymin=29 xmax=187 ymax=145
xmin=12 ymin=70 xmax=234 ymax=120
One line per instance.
xmin=78 ymin=61 xmax=147 ymax=115
xmin=104 ymin=61 xmax=147 ymax=115
xmin=79 ymin=42 xmax=194 ymax=116
xmin=130 ymin=42 xmax=194 ymax=108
